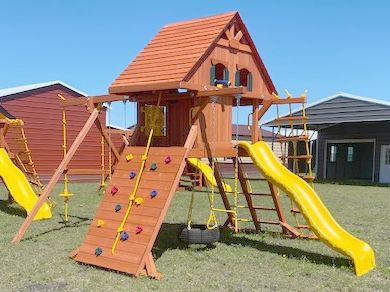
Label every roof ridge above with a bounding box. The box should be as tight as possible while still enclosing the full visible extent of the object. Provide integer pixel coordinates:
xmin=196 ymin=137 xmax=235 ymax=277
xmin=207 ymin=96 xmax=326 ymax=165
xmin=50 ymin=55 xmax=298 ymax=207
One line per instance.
xmin=0 ymin=80 xmax=87 ymax=98
xmin=164 ymin=11 xmax=237 ymax=28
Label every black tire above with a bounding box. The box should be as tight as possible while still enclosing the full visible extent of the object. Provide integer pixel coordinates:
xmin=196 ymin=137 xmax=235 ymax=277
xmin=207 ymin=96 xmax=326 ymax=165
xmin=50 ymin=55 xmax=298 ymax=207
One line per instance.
xmin=178 ymin=224 xmax=220 ymax=244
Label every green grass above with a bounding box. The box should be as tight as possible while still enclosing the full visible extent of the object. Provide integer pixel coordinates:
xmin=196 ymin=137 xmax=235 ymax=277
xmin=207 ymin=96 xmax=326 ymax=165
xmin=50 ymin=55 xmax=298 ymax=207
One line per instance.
xmin=0 ymin=182 xmax=389 ymax=291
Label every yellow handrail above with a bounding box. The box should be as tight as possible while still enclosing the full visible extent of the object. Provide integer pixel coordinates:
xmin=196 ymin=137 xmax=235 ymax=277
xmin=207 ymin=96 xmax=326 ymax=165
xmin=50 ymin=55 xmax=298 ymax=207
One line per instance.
xmin=111 ymin=92 xmax=162 ymax=254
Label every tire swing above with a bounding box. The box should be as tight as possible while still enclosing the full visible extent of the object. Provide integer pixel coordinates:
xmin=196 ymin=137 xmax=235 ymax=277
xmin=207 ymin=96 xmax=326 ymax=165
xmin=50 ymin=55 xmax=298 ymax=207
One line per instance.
xmin=179 ymin=96 xmax=220 ymax=244
xmin=178 ymin=178 xmax=220 ymax=244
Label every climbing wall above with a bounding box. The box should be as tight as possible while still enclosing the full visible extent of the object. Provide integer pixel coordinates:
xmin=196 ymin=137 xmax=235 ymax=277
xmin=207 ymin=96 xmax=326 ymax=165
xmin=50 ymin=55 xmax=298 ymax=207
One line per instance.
xmin=73 ymin=146 xmax=188 ymax=277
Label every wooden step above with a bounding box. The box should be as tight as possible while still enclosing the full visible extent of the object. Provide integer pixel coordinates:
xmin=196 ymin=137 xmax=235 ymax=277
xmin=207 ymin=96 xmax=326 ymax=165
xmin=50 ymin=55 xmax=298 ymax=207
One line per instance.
xmin=280 ymin=155 xmax=312 ymax=160
xmin=296 ymin=224 xmax=311 ymax=230
xmin=276 ymin=135 xmax=309 ymax=142
xmin=274 ymin=116 xmax=308 ymax=123
xmin=259 ymin=220 xmax=280 ymax=225
xmin=291 ymin=207 xmax=301 ymax=214
xmin=248 ymin=192 xmax=272 ymax=197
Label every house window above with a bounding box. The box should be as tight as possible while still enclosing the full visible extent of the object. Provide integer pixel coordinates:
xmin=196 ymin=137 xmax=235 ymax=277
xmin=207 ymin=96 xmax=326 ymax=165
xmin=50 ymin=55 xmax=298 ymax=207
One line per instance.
xmin=235 ymin=68 xmax=253 ymax=91
xmin=329 ymin=145 xmax=337 ymax=162
xmin=210 ymin=63 xmax=229 ymax=85
xmin=347 ymin=146 xmax=354 ymax=162
xmin=386 ymin=149 xmax=390 ymax=165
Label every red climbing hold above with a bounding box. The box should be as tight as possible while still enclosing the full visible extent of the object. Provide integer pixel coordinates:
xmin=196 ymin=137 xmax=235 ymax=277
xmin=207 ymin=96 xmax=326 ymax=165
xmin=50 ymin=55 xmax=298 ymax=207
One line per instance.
xmin=164 ymin=155 xmax=172 ymax=164
xmin=111 ymin=186 xmax=118 ymax=195
xmin=135 ymin=225 xmax=143 ymax=234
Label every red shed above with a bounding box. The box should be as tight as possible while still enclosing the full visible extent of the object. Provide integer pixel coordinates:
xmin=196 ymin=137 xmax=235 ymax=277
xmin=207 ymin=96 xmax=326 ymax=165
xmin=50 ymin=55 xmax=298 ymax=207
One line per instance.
xmin=0 ymin=81 xmax=123 ymax=181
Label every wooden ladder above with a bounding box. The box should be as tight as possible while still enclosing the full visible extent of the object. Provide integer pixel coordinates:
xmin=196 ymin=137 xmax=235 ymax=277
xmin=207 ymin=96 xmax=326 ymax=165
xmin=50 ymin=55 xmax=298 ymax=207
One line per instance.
xmin=273 ymin=93 xmax=316 ymax=238
xmin=233 ymin=158 xmax=300 ymax=237
xmin=11 ymin=125 xmax=44 ymax=193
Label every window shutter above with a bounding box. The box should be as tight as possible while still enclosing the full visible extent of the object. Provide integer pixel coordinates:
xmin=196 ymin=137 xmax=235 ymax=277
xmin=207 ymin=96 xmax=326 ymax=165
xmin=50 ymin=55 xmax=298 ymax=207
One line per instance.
xmin=210 ymin=64 xmax=216 ymax=85
xmin=247 ymin=72 xmax=253 ymax=91
xmin=223 ymin=68 xmax=229 ymax=82
xmin=235 ymin=70 xmax=240 ymax=86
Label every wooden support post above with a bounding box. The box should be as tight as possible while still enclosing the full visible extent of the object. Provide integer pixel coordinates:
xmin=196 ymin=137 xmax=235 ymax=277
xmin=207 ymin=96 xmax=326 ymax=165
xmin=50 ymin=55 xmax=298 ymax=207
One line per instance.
xmin=251 ymin=100 xmax=259 ymax=143
xmin=234 ymin=157 xmax=261 ymax=232
xmin=93 ymin=118 xmax=121 ymax=161
xmin=267 ymin=182 xmax=295 ymax=236
xmin=12 ymin=108 xmax=100 ymax=243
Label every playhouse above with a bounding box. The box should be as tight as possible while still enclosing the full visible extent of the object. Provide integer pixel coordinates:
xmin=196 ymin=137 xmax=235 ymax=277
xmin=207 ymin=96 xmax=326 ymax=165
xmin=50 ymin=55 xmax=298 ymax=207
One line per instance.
xmin=11 ymin=12 xmax=375 ymax=278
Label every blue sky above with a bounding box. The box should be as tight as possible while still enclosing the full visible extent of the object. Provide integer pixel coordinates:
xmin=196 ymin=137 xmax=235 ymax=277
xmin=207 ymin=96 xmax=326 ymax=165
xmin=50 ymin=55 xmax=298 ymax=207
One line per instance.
xmin=1 ymin=1 xmax=389 ymax=127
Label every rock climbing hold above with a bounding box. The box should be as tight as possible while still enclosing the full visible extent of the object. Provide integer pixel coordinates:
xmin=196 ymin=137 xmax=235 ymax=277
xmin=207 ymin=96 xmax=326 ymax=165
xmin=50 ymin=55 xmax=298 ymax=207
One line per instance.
xmin=95 ymin=247 xmax=103 ymax=256
xmin=164 ymin=155 xmax=172 ymax=164
xmin=150 ymin=163 xmax=157 ymax=171
xmin=111 ymin=186 xmax=118 ymax=195
xmin=135 ymin=225 xmax=143 ymax=234
xmin=126 ymin=154 xmax=134 ymax=162
xmin=150 ymin=190 xmax=158 ymax=198
xmin=115 ymin=204 xmax=122 ymax=212
xmin=97 ymin=219 xmax=105 ymax=228
xmin=120 ymin=231 xmax=129 ymax=241
xmin=129 ymin=171 xmax=136 ymax=179
xmin=134 ymin=197 xmax=144 ymax=206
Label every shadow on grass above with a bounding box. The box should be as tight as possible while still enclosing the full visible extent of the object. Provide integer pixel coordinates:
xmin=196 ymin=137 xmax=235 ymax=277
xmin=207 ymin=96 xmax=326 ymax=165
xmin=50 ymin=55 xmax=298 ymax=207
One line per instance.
xmin=21 ymin=214 xmax=91 ymax=242
xmin=153 ymin=223 xmax=217 ymax=259
xmin=154 ymin=223 xmax=352 ymax=271
xmin=0 ymin=200 xmax=26 ymax=218
xmin=219 ymin=230 xmax=352 ymax=270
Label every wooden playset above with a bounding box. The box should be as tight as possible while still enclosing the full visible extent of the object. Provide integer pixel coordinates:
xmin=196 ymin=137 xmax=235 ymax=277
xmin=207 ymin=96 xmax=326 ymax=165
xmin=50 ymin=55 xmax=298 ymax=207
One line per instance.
xmin=10 ymin=12 xmax=375 ymax=277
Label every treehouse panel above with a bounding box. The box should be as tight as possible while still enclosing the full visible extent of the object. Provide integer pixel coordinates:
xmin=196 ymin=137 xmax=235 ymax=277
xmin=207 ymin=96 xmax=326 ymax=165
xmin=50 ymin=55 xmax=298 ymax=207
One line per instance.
xmin=188 ymin=46 xmax=271 ymax=97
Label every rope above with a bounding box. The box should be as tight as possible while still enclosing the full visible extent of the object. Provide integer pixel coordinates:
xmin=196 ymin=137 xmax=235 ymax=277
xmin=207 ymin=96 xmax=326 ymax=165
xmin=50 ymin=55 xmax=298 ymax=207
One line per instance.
xmin=107 ymin=102 xmax=112 ymax=182
xmin=111 ymin=93 xmax=162 ymax=254
xmin=233 ymin=95 xmax=240 ymax=232
xmin=207 ymin=97 xmax=218 ymax=230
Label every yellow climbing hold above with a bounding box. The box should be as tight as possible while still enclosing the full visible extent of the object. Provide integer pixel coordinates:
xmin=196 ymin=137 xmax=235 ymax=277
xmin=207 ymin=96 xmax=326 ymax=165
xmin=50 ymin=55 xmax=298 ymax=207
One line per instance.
xmin=97 ymin=219 xmax=105 ymax=228
xmin=134 ymin=197 xmax=144 ymax=206
xmin=126 ymin=154 xmax=134 ymax=162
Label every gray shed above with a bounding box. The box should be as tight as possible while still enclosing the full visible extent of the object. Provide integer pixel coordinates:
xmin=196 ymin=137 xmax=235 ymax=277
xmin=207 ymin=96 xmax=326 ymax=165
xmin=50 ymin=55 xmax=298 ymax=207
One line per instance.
xmin=264 ymin=92 xmax=390 ymax=183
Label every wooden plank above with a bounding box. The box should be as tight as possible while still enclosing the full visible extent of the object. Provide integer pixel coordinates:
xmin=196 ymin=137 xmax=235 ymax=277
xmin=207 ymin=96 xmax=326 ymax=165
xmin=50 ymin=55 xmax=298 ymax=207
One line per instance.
xmin=196 ymin=87 xmax=247 ymax=97
xmin=135 ymin=125 xmax=197 ymax=276
xmin=12 ymin=108 xmax=100 ymax=243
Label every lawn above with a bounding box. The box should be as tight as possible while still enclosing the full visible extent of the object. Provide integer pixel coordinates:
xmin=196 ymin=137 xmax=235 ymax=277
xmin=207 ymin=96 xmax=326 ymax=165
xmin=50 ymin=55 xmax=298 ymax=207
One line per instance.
xmin=0 ymin=181 xmax=389 ymax=291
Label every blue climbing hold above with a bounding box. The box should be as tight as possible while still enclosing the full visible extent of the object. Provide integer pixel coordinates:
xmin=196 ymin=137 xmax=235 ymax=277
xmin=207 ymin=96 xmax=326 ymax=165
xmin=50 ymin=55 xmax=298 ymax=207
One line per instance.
xmin=95 ymin=247 xmax=103 ymax=256
xmin=150 ymin=190 xmax=158 ymax=198
xmin=129 ymin=171 xmax=136 ymax=179
xmin=120 ymin=231 xmax=129 ymax=241
xmin=115 ymin=204 xmax=122 ymax=212
xmin=150 ymin=163 xmax=157 ymax=171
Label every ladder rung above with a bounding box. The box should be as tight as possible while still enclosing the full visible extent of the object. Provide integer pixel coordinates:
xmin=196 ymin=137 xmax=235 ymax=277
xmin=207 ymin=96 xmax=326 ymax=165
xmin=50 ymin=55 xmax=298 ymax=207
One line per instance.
xmin=276 ymin=135 xmax=309 ymax=142
xmin=291 ymin=207 xmax=301 ymax=214
xmin=248 ymin=192 xmax=272 ymax=197
xmin=253 ymin=207 xmax=277 ymax=211
xmin=236 ymin=218 xmax=253 ymax=222
xmin=243 ymin=177 xmax=267 ymax=181
xmin=274 ymin=116 xmax=308 ymax=123
xmin=299 ymin=175 xmax=315 ymax=181
xmin=296 ymin=224 xmax=311 ymax=230
xmin=280 ymin=155 xmax=312 ymax=160
xmin=259 ymin=220 xmax=280 ymax=225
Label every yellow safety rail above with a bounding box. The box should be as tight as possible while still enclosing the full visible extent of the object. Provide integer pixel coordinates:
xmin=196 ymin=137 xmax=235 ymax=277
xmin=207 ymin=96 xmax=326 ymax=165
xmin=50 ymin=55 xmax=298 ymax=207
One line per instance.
xmin=111 ymin=93 xmax=162 ymax=254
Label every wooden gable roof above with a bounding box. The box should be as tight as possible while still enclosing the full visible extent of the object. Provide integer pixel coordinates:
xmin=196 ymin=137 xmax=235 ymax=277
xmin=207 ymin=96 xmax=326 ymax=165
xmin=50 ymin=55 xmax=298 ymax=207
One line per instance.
xmin=109 ymin=12 xmax=275 ymax=95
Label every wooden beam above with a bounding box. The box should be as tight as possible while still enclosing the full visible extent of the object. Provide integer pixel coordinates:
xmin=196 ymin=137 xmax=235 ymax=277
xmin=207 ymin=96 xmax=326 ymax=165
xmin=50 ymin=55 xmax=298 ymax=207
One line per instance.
xmin=94 ymin=118 xmax=121 ymax=161
xmin=66 ymin=169 xmax=108 ymax=175
xmin=251 ymin=100 xmax=259 ymax=143
xmin=12 ymin=108 xmax=100 ymax=244
xmin=234 ymin=30 xmax=243 ymax=41
xmin=267 ymin=182 xmax=291 ymax=236
xmin=108 ymin=81 xmax=205 ymax=95
xmin=216 ymin=39 xmax=252 ymax=53
xmin=190 ymin=98 xmax=209 ymax=125
xmin=271 ymin=97 xmax=306 ymax=104
xmin=196 ymin=87 xmax=246 ymax=97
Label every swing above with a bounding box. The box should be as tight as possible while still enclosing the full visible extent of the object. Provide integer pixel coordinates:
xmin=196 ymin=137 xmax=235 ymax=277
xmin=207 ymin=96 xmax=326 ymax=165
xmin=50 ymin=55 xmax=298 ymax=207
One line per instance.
xmin=178 ymin=174 xmax=220 ymax=244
